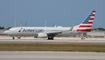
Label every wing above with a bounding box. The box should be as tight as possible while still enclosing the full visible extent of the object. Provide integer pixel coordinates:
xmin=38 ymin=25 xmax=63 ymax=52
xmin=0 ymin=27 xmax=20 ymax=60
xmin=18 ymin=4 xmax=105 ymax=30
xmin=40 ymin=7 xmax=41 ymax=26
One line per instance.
xmin=45 ymin=27 xmax=73 ymax=36
xmin=46 ymin=31 xmax=62 ymax=36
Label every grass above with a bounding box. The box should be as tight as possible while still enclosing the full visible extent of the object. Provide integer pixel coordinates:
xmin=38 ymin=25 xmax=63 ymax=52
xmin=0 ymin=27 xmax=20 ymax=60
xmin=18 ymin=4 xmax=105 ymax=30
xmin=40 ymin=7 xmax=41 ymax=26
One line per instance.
xmin=0 ymin=43 xmax=105 ymax=52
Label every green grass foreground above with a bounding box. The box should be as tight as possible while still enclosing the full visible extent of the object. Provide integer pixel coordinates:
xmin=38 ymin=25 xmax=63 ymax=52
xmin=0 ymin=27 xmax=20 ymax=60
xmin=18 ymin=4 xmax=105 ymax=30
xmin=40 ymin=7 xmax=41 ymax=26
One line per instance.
xmin=0 ymin=43 xmax=105 ymax=52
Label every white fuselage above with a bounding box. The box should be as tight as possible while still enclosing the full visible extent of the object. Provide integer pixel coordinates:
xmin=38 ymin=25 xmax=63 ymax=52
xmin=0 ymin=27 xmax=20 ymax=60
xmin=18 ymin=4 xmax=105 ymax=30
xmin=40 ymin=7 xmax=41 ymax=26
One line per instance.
xmin=4 ymin=26 xmax=81 ymax=37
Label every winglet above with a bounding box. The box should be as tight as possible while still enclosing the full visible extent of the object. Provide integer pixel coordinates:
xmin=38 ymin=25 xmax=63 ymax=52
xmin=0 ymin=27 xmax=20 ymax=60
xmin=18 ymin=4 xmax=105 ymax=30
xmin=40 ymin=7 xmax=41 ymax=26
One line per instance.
xmin=69 ymin=26 xmax=74 ymax=31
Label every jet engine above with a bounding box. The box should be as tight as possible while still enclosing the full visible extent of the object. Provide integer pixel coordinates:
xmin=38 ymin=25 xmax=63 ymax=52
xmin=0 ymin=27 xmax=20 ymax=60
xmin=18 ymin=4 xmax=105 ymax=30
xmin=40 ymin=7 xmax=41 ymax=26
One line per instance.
xmin=37 ymin=33 xmax=47 ymax=38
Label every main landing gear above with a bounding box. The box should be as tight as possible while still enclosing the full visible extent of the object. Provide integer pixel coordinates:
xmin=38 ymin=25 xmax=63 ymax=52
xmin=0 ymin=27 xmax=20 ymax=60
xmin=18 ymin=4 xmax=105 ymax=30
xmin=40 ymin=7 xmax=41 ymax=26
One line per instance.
xmin=48 ymin=36 xmax=54 ymax=40
xmin=48 ymin=35 xmax=55 ymax=40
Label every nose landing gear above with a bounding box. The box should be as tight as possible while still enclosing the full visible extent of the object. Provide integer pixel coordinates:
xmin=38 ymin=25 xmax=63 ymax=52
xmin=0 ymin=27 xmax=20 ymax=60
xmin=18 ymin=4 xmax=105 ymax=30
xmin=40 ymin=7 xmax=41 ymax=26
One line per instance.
xmin=12 ymin=36 xmax=21 ymax=39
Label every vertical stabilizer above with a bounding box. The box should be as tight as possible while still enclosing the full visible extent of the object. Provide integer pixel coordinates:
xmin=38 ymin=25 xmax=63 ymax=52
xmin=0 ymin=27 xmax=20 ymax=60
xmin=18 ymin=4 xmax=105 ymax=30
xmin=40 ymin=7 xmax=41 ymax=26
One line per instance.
xmin=76 ymin=10 xmax=96 ymax=32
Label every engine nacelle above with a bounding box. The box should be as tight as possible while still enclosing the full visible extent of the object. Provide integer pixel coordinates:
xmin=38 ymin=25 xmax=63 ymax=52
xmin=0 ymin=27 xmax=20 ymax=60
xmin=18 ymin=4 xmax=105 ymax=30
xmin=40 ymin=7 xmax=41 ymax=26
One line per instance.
xmin=37 ymin=33 xmax=47 ymax=38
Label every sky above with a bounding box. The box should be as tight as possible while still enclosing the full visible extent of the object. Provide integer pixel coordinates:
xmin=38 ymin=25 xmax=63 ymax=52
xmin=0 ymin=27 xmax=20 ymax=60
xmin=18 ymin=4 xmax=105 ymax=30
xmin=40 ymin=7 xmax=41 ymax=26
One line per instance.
xmin=0 ymin=0 xmax=105 ymax=28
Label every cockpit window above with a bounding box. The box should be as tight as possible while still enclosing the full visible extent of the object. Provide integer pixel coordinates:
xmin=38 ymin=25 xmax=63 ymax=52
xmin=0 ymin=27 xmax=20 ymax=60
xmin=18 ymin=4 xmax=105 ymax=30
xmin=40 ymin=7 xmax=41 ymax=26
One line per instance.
xmin=9 ymin=27 xmax=21 ymax=31
xmin=9 ymin=28 xmax=14 ymax=31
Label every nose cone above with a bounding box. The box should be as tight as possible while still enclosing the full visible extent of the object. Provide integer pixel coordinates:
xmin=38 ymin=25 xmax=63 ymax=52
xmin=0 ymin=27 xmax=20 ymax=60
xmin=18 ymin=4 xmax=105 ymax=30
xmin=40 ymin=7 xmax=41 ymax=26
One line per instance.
xmin=3 ymin=30 xmax=10 ymax=35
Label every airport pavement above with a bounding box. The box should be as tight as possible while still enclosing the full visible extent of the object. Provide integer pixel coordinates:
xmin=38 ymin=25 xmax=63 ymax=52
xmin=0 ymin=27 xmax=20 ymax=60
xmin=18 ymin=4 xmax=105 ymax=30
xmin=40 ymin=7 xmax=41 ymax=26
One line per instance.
xmin=0 ymin=51 xmax=105 ymax=60
xmin=0 ymin=36 xmax=105 ymax=44
xmin=0 ymin=36 xmax=105 ymax=60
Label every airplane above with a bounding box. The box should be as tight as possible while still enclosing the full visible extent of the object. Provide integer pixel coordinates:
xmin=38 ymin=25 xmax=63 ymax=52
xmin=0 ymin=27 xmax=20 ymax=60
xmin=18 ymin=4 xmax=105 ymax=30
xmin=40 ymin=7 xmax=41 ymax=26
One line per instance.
xmin=4 ymin=10 xmax=96 ymax=40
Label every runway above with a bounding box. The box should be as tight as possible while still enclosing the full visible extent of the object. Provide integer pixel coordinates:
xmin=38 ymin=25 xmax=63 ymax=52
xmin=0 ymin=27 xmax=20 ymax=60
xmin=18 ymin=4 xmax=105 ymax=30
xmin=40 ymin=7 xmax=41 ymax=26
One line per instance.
xmin=0 ymin=51 xmax=105 ymax=60
xmin=0 ymin=36 xmax=105 ymax=44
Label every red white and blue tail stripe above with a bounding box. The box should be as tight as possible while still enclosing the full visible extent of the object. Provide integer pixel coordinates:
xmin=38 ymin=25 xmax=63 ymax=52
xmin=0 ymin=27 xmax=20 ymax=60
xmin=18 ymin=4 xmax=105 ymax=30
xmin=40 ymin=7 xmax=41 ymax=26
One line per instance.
xmin=76 ymin=10 xmax=96 ymax=32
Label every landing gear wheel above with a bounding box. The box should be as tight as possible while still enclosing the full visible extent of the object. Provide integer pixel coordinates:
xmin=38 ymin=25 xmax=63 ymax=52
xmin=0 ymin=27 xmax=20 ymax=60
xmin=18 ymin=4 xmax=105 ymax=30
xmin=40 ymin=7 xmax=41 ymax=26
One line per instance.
xmin=13 ymin=37 xmax=15 ymax=39
xmin=48 ymin=36 xmax=54 ymax=40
